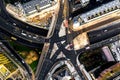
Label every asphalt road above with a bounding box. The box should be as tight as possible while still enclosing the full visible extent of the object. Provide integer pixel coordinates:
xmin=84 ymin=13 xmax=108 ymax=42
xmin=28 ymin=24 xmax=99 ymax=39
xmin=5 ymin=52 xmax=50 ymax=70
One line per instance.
xmin=0 ymin=16 xmax=46 ymax=48
xmin=88 ymin=22 xmax=120 ymax=44
xmin=0 ymin=0 xmax=48 ymax=36
xmin=35 ymin=1 xmax=65 ymax=79
xmin=0 ymin=35 xmax=33 ymax=78
xmin=36 ymin=0 xmax=85 ymax=79
xmin=0 ymin=0 xmax=51 ymax=48
xmin=0 ymin=0 xmax=120 ymax=80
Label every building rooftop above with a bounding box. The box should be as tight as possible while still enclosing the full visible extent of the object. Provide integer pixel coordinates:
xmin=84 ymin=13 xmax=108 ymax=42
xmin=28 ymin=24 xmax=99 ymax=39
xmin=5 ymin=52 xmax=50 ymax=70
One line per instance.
xmin=22 ymin=0 xmax=52 ymax=14
xmin=97 ymin=62 xmax=120 ymax=80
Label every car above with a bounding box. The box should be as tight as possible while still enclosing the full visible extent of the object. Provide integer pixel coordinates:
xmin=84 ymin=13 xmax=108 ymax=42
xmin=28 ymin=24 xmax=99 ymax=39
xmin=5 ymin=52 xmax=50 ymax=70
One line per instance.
xmin=21 ymin=32 xmax=27 ymax=36
xmin=13 ymin=23 xmax=16 ymax=26
xmin=116 ymin=47 xmax=120 ymax=54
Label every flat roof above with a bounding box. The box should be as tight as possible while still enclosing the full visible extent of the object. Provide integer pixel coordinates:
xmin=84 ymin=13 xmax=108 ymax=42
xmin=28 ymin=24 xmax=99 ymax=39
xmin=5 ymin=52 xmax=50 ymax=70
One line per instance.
xmin=22 ymin=0 xmax=51 ymax=14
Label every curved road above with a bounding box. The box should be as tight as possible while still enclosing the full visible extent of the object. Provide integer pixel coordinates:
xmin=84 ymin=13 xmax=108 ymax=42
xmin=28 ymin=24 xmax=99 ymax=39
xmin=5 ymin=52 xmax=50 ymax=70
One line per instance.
xmin=0 ymin=0 xmax=120 ymax=80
